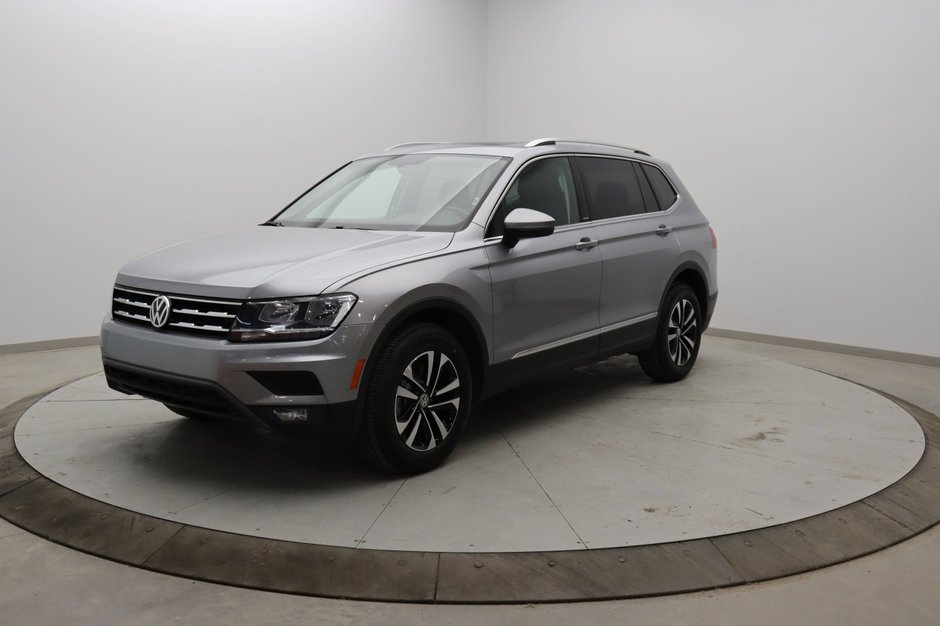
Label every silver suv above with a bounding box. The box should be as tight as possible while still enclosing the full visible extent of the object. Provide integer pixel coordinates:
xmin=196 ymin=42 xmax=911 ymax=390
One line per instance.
xmin=101 ymin=139 xmax=718 ymax=473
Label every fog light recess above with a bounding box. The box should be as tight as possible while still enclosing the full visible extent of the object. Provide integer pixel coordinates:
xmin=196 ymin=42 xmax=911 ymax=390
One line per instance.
xmin=271 ymin=408 xmax=308 ymax=423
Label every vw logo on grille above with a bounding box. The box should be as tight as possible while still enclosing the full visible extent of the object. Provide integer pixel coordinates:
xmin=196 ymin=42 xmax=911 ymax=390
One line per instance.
xmin=149 ymin=295 xmax=171 ymax=329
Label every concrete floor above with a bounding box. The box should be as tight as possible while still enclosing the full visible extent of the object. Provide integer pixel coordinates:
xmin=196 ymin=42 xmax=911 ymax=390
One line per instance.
xmin=1 ymin=336 xmax=939 ymax=624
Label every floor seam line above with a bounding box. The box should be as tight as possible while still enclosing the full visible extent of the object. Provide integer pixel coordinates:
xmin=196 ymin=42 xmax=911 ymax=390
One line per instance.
xmin=0 ymin=475 xmax=40 ymax=500
xmin=0 ymin=373 xmax=102 ymax=415
xmin=355 ymin=478 xmax=408 ymax=549
xmin=500 ymin=430 xmax=588 ymax=549
xmin=432 ymin=552 xmax=441 ymax=602
xmin=860 ymin=499 xmax=918 ymax=532
xmin=170 ymin=484 xmax=242 ymax=515
xmin=706 ymin=537 xmax=748 ymax=583
xmin=139 ymin=524 xmax=184 ymax=567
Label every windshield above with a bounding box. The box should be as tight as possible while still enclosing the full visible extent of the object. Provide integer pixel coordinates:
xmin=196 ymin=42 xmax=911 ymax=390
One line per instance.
xmin=272 ymin=154 xmax=509 ymax=231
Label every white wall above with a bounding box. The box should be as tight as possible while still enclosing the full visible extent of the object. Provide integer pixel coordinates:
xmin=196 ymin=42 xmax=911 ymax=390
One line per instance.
xmin=4 ymin=0 xmax=939 ymax=358
xmin=0 ymin=0 xmax=486 ymax=345
xmin=487 ymin=0 xmax=940 ymax=357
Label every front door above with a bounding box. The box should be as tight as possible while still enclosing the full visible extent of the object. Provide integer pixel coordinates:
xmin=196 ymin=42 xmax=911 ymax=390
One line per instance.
xmin=484 ymin=156 xmax=602 ymax=375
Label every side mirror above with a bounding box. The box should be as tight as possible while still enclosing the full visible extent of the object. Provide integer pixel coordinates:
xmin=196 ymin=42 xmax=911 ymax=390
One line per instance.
xmin=502 ymin=208 xmax=555 ymax=248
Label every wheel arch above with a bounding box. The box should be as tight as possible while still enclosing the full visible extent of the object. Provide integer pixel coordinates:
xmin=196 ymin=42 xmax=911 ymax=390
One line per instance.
xmin=660 ymin=261 xmax=711 ymax=326
xmin=360 ymin=298 xmax=489 ymax=410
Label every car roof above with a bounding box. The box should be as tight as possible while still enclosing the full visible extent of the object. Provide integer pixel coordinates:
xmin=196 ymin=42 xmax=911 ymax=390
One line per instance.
xmin=365 ymin=138 xmax=657 ymax=161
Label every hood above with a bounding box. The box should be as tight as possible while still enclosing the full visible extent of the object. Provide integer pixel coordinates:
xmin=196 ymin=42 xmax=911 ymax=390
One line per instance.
xmin=116 ymin=226 xmax=453 ymax=300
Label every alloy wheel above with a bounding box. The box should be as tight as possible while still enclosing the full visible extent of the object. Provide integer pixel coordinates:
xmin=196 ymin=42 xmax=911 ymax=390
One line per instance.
xmin=667 ymin=299 xmax=698 ymax=367
xmin=394 ymin=350 xmax=461 ymax=451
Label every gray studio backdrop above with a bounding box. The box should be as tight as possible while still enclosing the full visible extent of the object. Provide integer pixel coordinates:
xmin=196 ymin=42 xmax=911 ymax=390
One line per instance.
xmin=2 ymin=0 xmax=938 ymax=358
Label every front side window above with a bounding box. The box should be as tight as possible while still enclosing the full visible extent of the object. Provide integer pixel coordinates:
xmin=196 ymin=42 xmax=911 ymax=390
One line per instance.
xmin=488 ymin=157 xmax=580 ymax=237
xmin=576 ymin=157 xmax=647 ymax=220
xmin=274 ymin=154 xmax=509 ymax=232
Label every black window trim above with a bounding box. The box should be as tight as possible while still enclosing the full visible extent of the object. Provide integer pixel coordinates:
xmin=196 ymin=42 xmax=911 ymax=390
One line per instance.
xmin=482 ymin=154 xmax=591 ymax=240
xmin=481 ymin=152 xmax=681 ymax=241
xmin=572 ymin=155 xmax=651 ymax=221
xmin=572 ymin=155 xmax=680 ymax=227
xmin=633 ymin=161 xmax=660 ymax=212
xmin=638 ymin=162 xmax=679 ymax=214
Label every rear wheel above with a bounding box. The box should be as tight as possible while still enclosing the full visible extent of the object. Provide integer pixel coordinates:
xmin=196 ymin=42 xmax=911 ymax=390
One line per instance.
xmin=638 ymin=283 xmax=702 ymax=382
xmin=356 ymin=323 xmax=472 ymax=474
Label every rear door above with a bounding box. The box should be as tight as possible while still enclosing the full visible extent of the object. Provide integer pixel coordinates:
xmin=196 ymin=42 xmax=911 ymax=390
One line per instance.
xmin=574 ymin=156 xmax=680 ymax=354
xmin=484 ymin=156 xmax=602 ymax=370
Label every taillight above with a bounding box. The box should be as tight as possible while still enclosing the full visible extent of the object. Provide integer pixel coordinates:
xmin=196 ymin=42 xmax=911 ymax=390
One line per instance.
xmin=708 ymin=225 xmax=717 ymax=249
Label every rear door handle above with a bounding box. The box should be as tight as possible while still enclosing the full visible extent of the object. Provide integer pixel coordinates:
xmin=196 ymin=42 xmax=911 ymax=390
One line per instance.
xmin=654 ymin=224 xmax=673 ymax=237
xmin=575 ymin=237 xmax=598 ymax=251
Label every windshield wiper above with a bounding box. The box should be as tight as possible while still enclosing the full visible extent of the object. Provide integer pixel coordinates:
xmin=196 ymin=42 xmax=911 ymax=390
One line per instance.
xmin=260 ymin=221 xmax=284 ymax=227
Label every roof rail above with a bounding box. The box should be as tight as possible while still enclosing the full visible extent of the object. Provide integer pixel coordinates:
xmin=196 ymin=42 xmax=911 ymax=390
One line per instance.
xmin=524 ymin=138 xmax=651 ymax=157
xmin=524 ymin=138 xmax=561 ymax=148
xmin=385 ymin=142 xmax=449 ymax=151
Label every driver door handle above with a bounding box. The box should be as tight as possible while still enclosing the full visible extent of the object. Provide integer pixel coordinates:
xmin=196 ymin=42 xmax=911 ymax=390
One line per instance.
xmin=575 ymin=237 xmax=598 ymax=251
xmin=654 ymin=224 xmax=673 ymax=237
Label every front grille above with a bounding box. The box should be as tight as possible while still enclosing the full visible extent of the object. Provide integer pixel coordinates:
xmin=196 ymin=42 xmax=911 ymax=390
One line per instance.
xmin=112 ymin=285 xmax=242 ymax=338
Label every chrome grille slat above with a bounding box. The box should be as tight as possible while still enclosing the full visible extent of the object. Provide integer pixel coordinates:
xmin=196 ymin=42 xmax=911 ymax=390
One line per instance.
xmin=114 ymin=310 xmax=149 ymax=322
xmin=172 ymin=308 xmax=235 ymax=319
xmin=113 ymin=297 xmax=150 ymax=309
xmin=111 ymin=285 xmax=241 ymax=338
xmin=169 ymin=321 xmax=229 ymax=332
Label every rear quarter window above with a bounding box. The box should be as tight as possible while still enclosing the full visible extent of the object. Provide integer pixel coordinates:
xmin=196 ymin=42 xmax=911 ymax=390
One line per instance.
xmin=640 ymin=164 xmax=678 ymax=211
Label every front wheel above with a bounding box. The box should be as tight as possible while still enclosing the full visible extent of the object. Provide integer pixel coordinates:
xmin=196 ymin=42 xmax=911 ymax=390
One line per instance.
xmin=356 ymin=323 xmax=472 ymax=474
xmin=638 ymin=283 xmax=702 ymax=382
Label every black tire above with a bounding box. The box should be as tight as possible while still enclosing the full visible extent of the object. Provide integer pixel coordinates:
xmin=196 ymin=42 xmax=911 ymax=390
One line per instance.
xmin=638 ymin=283 xmax=702 ymax=382
xmin=356 ymin=323 xmax=473 ymax=474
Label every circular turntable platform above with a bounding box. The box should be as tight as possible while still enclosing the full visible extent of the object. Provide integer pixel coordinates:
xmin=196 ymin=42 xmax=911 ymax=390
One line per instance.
xmin=2 ymin=344 xmax=937 ymax=603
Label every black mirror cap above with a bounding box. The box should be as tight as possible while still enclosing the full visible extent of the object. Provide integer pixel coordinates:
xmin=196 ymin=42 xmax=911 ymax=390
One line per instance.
xmin=502 ymin=208 xmax=556 ymax=248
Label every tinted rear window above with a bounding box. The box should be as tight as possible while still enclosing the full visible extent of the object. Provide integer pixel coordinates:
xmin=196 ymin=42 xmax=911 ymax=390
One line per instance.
xmin=576 ymin=157 xmax=647 ymax=220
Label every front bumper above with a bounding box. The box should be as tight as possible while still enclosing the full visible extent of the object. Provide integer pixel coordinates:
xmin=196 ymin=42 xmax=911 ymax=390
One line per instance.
xmin=100 ymin=318 xmax=379 ymax=436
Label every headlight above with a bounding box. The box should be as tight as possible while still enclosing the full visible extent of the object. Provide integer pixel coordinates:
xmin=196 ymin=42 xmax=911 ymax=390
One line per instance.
xmin=228 ymin=293 xmax=357 ymax=342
